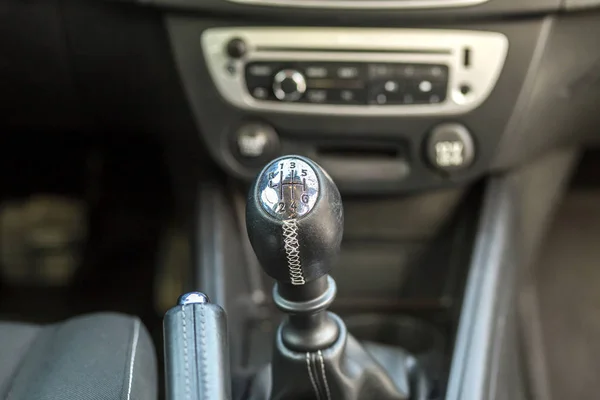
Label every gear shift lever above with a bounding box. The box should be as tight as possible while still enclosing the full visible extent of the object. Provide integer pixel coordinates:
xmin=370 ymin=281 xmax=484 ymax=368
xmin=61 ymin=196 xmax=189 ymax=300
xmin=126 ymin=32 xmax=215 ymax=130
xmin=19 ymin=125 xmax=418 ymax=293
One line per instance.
xmin=246 ymin=156 xmax=428 ymax=400
xmin=246 ymin=156 xmax=343 ymax=351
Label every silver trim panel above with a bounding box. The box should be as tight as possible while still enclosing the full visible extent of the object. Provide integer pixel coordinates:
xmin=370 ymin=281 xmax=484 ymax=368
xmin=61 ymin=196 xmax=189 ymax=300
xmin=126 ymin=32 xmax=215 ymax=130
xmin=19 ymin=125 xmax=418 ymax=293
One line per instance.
xmin=446 ymin=149 xmax=579 ymax=400
xmin=224 ymin=0 xmax=489 ymax=10
xmin=445 ymin=179 xmax=511 ymax=400
xmin=201 ymin=28 xmax=508 ymax=117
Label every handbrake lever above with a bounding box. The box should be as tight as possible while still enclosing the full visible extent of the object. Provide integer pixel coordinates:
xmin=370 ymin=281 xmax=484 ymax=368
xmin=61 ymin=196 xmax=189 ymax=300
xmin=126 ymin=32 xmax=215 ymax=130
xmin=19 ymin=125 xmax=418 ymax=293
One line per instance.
xmin=163 ymin=292 xmax=232 ymax=400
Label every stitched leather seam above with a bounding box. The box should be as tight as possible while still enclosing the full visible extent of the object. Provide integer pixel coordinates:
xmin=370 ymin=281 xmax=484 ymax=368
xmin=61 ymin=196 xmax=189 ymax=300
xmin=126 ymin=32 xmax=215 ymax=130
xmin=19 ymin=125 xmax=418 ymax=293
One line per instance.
xmin=317 ymin=350 xmax=332 ymax=400
xmin=282 ymin=219 xmax=305 ymax=285
xmin=182 ymin=305 xmax=191 ymax=400
xmin=311 ymin=353 xmax=325 ymax=400
xmin=125 ymin=319 xmax=140 ymax=400
xmin=200 ymin=305 xmax=209 ymax=398
xmin=306 ymin=352 xmax=321 ymax=400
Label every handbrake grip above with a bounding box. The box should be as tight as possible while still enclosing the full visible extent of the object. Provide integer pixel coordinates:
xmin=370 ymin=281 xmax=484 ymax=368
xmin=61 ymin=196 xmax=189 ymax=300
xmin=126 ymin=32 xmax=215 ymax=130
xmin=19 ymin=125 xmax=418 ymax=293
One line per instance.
xmin=163 ymin=293 xmax=232 ymax=400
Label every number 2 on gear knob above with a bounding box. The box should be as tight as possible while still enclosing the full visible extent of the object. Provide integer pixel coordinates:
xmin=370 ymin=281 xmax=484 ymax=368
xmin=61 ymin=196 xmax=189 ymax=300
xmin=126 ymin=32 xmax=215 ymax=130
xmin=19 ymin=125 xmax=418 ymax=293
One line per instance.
xmin=246 ymin=155 xmax=344 ymax=286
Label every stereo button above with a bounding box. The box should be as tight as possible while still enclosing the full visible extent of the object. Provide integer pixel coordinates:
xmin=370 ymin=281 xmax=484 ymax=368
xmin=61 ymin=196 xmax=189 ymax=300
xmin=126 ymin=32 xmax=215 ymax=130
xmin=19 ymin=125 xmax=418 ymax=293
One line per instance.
xmin=251 ymin=87 xmax=270 ymax=100
xmin=411 ymin=80 xmax=447 ymax=104
xmin=428 ymin=82 xmax=448 ymax=103
xmin=368 ymin=64 xmax=393 ymax=79
xmin=248 ymin=64 xmax=274 ymax=77
xmin=246 ymin=63 xmax=277 ymax=98
xmin=401 ymin=65 xmax=416 ymax=78
xmin=384 ymin=80 xmax=401 ymax=93
xmin=329 ymin=89 xmax=366 ymax=104
xmin=305 ymin=90 xmax=328 ymax=103
xmin=375 ymin=94 xmax=387 ymax=105
xmin=368 ymin=80 xmax=407 ymax=105
xmin=305 ymin=66 xmax=329 ymax=79
xmin=401 ymin=94 xmax=414 ymax=104
xmin=226 ymin=38 xmax=247 ymax=59
xmin=419 ymin=65 xmax=449 ymax=81
xmin=336 ymin=64 xmax=366 ymax=80
xmin=340 ymin=90 xmax=354 ymax=102
xmin=429 ymin=95 xmax=442 ymax=104
xmin=418 ymin=80 xmax=433 ymax=93
xmin=337 ymin=66 xmax=359 ymax=79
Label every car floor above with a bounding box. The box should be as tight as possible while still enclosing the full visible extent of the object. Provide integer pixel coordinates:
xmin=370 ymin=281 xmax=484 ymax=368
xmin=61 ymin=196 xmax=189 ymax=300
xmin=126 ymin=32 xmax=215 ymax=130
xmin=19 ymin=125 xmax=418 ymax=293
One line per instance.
xmin=532 ymin=151 xmax=600 ymax=400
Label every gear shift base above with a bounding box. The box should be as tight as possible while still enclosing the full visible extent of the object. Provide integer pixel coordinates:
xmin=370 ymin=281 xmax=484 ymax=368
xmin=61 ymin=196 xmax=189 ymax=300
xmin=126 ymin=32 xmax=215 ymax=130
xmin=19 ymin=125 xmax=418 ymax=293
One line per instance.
xmin=281 ymin=312 xmax=340 ymax=352
xmin=274 ymin=275 xmax=339 ymax=351
xmin=247 ymin=312 xmax=428 ymax=400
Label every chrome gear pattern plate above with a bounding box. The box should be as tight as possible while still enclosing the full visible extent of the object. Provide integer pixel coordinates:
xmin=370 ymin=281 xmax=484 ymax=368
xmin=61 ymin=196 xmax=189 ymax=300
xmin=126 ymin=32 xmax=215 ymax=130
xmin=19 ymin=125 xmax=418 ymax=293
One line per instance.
xmin=257 ymin=157 xmax=320 ymax=220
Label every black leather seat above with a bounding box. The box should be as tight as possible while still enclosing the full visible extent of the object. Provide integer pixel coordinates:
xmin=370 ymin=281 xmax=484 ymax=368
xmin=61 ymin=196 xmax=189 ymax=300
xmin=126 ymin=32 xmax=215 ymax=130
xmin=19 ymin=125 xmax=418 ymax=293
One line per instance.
xmin=0 ymin=313 xmax=157 ymax=400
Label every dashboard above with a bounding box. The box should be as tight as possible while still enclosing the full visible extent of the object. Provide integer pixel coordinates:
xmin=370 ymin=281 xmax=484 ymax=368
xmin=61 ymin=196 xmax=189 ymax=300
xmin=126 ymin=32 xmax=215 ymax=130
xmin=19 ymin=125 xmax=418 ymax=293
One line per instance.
xmin=3 ymin=0 xmax=600 ymax=194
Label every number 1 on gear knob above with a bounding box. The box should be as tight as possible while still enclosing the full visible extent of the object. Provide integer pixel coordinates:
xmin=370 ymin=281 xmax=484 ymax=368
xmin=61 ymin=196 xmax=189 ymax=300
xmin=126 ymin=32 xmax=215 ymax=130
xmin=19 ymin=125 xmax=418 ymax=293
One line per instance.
xmin=246 ymin=155 xmax=344 ymax=286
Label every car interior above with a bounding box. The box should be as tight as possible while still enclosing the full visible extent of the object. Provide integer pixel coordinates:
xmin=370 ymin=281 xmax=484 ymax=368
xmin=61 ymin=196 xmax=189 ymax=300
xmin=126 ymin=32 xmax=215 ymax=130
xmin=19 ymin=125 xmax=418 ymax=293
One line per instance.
xmin=2 ymin=0 xmax=600 ymax=399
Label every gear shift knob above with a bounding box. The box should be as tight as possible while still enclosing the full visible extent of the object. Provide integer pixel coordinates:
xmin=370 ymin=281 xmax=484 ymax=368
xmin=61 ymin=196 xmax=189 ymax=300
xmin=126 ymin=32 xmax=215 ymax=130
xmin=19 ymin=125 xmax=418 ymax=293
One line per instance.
xmin=246 ymin=155 xmax=344 ymax=288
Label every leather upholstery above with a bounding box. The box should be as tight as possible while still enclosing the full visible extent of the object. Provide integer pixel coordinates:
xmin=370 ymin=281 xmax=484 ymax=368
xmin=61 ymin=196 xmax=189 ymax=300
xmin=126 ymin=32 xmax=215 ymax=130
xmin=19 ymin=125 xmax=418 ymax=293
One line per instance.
xmin=0 ymin=313 xmax=157 ymax=400
xmin=163 ymin=302 xmax=232 ymax=400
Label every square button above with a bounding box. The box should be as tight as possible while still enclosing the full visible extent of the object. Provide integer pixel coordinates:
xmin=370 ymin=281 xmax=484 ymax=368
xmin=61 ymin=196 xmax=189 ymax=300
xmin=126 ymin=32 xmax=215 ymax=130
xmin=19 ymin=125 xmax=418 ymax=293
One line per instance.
xmin=305 ymin=90 xmax=328 ymax=103
xmin=305 ymin=66 xmax=329 ymax=79
xmin=329 ymin=89 xmax=367 ymax=104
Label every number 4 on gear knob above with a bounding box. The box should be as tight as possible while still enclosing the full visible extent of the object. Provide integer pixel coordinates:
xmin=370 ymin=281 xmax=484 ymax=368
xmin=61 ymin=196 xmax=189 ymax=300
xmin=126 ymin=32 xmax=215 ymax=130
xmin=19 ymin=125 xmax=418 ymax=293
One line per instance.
xmin=246 ymin=155 xmax=344 ymax=286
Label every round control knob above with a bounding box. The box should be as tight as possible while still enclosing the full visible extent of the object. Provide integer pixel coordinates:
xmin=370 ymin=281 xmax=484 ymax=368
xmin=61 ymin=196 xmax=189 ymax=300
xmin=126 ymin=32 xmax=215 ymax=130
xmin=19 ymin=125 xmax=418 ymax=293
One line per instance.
xmin=225 ymin=38 xmax=247 ymax=59
xmin=272 ymin=70 xmax=307 ymax=102
xmin=426 ymin=123 xmax=475 ymax=173
xmin=231 ymin=121 xmax=280 ymax=166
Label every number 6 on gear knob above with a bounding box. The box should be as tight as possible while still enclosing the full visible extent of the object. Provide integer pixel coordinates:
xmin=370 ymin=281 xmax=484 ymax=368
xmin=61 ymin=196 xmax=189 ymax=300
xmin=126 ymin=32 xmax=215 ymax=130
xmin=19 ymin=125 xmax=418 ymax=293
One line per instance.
xmin=246 ymin=155 xmax=344 ymax=286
